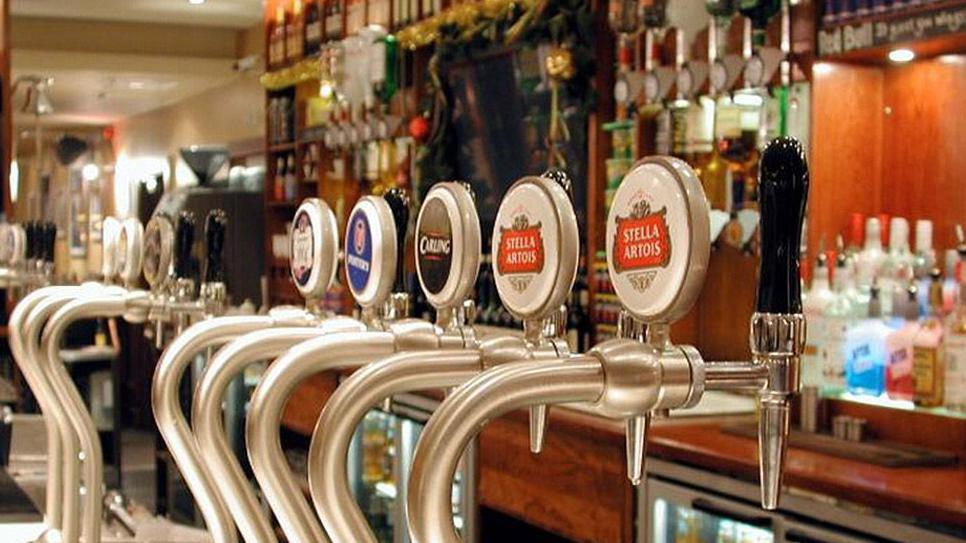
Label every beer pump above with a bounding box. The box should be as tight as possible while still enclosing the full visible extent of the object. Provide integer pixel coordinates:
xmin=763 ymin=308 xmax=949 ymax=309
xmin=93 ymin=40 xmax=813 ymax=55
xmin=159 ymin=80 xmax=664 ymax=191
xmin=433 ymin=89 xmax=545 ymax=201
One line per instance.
xmin=0 ymin=221 xmax=55 ymax=294
xmin=306 ymin=176 xmax=587 ymax=543
xmin=407 ymin=138 xmax=808 ymax=543
xmin=189 ymin=198 xmax=365 ymax=543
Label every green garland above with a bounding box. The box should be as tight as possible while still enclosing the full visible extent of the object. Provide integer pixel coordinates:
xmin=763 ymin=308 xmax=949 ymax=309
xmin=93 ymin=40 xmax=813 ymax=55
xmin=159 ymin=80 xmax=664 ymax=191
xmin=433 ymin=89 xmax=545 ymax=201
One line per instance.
xmin=413 ymin=0 xmax=595 ymax=197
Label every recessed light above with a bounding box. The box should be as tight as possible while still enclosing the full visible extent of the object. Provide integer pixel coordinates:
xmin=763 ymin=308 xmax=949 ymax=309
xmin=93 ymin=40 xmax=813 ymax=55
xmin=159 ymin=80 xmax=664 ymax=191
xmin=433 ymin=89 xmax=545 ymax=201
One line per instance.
xmin=188 ymin=0 xmax=206 ymax=5
xmin=888 ymin=48 xmax=915 ymax=63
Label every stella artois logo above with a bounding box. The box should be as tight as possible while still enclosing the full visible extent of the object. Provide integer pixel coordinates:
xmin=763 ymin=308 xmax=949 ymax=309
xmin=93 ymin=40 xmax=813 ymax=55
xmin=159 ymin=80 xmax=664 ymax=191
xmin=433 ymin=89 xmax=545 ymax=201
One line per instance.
xmin=496 ymin=214 xmax=545 ymax=292
xmin=612 ymin=197 xmax=671 ymax=293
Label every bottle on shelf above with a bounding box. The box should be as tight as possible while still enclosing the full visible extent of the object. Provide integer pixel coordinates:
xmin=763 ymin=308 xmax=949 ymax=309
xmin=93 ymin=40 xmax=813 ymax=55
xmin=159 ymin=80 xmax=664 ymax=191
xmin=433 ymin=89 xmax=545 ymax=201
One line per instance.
xmin=886 ymin=283 xmax=920 ymax=401
xmin=845 ymin=212 xmax=865 ymax=260
xmin=823 ymin=252 xmax=857 ymax=393
xmin=942 ymin=248 xmax=959 ymax=314
xmin=287 ymin=0 xmax=305 ymax=63
xmin=855 ymin=216 xmax=886 ymax=295
xmin=324 ymin=0 xmax=343 ymax=41
xmin=273 ymin=157 xmax=286 ymax=202
xmin=845 ymin=283 xmax=892 ymax=397
xmin=285 ymin=154 xmax=298 ymax=201
xmin=270 ymin=6 xmax=287 ymax=69
xmin=945 ymin=247 xmax=966 ymax=411
xmin=304 ymin=0 xmax=322 ymax=57
xmin=880 ymin=216 xmax=913 ymax=316
xmin=913 ymin=269 xmax=946 ymax=407
xmin=803 ymin=249 xmax=834 ymax=387
xmin=914 ymin=219 xmax=937 ymax=312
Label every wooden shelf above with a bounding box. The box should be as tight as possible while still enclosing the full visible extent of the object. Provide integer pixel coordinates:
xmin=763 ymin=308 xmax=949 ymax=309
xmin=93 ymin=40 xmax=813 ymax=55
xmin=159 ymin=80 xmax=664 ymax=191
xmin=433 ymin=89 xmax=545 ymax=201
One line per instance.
xmin=817 ymin=1 xmax=966 ymax=62
xmin=268 ymin=142 xmax=296 ymax=153
xmin=266 ymin=200 xmax=298 ymax=209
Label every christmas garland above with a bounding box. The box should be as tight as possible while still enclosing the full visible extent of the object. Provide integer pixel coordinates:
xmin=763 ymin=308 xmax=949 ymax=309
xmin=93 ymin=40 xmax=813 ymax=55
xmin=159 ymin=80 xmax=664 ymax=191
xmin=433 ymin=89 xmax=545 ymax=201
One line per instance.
xmin=403 ymin=0 xmax=596 ymax=195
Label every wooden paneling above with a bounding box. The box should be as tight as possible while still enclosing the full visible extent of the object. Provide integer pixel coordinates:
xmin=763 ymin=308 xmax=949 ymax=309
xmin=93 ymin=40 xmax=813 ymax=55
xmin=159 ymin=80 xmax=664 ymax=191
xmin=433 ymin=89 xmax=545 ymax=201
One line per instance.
xmin=880 ymin=58 xmax=966 ymax=250
xmin=808 ymin=61 xmax=884 ymax=258
xmin=280 ymin=371 xmax=339 ymax=435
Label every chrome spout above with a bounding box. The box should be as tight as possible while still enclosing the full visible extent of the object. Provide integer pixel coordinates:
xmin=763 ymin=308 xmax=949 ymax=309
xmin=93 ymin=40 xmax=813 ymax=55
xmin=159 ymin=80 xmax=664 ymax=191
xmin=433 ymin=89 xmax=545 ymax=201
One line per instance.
xmin=152 ymin=315 xmax=286 ymax=543
xmin=308 ymin=350 xmax=483 ymax=543
xmin=246 ymin=326 xmax=437 ymax=543
xmin=407 ymin=357 xmax=604 ymax=543
xmin=192 ymin=318 xmax=364 ymax=543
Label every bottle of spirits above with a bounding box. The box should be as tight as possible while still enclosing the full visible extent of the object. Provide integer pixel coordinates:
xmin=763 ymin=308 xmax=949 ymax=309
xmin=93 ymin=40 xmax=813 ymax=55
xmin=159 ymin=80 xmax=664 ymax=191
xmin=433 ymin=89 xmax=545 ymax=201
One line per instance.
xmin=856 ymin=216 xmax=886 ymax=294
xmin=803 ymin=250 xmax=834 ymax=387
xmin=945 ymin=250 xmax=966 ymax=411
xmin=880 ymin=217 xmax=912 ymax=316
xmin=824 ymin=253 xmax=856 ymax=393
xmin=886 ymin=283 xmax=920 ymax=401
xmin=271 ymin=6 xmax=287 ymax=69
xmin=304 ymin=0 xmax=322 ymax=57
xmin=913 ymin=269 xmax=946 ymax=407
xmin=845 ymin=212 xmax=865 ymax=260
xmin=942 ymin=249 xmax=959 ymax=314
xmin=287 ymin=0 xmax=305 ymax=63
xmin=273 ymin=157 xmax=286 ymax=201
xmin=325 ymin=0 xmax=343 ymax=41
xmin=845 ymin=284 xmax=892 ymax=397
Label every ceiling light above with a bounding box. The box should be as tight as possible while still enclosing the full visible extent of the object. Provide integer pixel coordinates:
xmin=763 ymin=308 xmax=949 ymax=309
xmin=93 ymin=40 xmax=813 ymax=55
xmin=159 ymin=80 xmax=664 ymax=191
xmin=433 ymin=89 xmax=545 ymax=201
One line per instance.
xmin=129 ymin=81 xmax=146 ymax=90
xmin=733 ymin=92 xmax=764 ymax=107
xmin=188 ymin=0 xmax=206 ymax=5
xmin=82 ymin=164 xmax=101 ymax=182
xmin=888 ymin=48 xmax=915 ymax=63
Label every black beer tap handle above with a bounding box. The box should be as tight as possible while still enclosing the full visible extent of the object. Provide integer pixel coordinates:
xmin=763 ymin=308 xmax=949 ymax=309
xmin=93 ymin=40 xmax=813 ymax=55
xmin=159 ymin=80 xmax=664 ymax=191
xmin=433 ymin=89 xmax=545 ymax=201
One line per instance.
xmin=43 ymin=222 xmax=57 ymax=263
xmin=756 ymin=137 xmax=809 ymax=315
xmin=24 ymin=222 xmax=37 ymax=261
xmin=542 ymin=168 xmax=575 ymax=202
xmin=204 ymin=210 xmax=227 ymax=284
xmin=174 ymin=211 xmax=196 ymax=280
xmin=383 ymin=187 xmax=410 ymax=292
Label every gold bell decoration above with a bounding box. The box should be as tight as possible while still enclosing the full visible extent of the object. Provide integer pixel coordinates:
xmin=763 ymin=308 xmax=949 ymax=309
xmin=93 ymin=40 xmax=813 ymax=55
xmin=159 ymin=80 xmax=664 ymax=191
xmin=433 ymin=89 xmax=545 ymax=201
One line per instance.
xmin=546 ymin=45 xmax=575 ymax=169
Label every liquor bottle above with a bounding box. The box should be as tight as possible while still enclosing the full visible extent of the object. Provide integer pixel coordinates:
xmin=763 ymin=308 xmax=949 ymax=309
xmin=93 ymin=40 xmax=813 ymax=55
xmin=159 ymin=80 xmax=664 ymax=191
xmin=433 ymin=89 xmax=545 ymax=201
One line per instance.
xmin=880 ymin=217 xmax=913 ymax=316
xmin=914 ymin=219 xmax=936 ymax=312
xmin=913 ymin=269 xmax=945 ymax=407
xmin=945 ymin=250 xmax=966 ymax=411
xmin=273 ymin=157 xmax=286 ymax=201
xmin=304 ymin=0 xmax=322 ymax=57
xmin=855 ymin=216 xmax=885 ymax=294
xmin=803 ymin=251 xmax=834 ymax=387
xmin=285 ymin=154 xmax=298 ymax=201
xmin=271 ymin=6 xmax=287 ymax=69
xmin=845 ymin=212 xmax=865 ymax=260
xmin=845 ymin=284 xmax=892 ymax=396
xmin=942 ymin=249 xmax=959 ymax=314
xmin=823 ymin=253 xmax=856 ymax=393
xmin=286 ymin=0 xmax=305 ymax=63
xmin=325 ymin=0 xmax=343 ymax=41
xmin=886 ymin=283 xmax=920 ymax=401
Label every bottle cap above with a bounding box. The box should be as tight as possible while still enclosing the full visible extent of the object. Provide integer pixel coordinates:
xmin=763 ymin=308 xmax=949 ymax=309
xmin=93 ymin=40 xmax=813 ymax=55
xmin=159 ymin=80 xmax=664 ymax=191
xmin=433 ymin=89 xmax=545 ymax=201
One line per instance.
xmin=101 ymin=217 xmax=121 ymax=280
xmin=290 ymin=198 xmax=340 ymax=300
xmin=848 ymin=213 xmax=865 ymax=248
xmin=889 ymin=217 xmax=909 ymax=252
xmin=142 ymin=214 xmax=175 ymax=289
xmin=492 ymin=174 xmax=579 ymax=321
xmin=415 ymin=182 xmax=481 ymax=310
xmin=864 ymin=217 xmax=881 ymax=248
xmin=118 ymin=218 xmax=144 ymax=286
xmin=606 ymin=156 xmax=710 ymax=323
xmin=915 ymin=220 xmax=933 ymax=252
xmin=344 ymin=195 xmax=397 ymax=308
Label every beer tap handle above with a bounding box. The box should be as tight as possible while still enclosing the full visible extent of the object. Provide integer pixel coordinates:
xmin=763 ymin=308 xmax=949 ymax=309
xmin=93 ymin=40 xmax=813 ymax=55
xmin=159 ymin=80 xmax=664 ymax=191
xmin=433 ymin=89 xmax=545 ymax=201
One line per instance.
xmin=383 ymin=187 xmax=410 ymax=294
xmin=203 ymin=210 xmax=227 ymax=284
xmin=174 ymin=211 xmax=196 ymax=281
xmin=43 ymin=222 xmax=57 ymax=265
xmin=752 ymin=136 xmax=808 ymax=510
xmin=24 ymin=222 xmax=36 ymax=262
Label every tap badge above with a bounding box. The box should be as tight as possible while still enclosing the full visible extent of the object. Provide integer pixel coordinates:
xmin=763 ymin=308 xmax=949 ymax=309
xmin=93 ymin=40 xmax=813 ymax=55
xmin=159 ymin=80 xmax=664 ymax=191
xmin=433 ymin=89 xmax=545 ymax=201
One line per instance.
xmin=496 ymin=213 xmax=545 ymax=292
xmin=117 ymin=227 xmax=129 ymax=275
xmin=612 ymin=195 xmax=671 ymax=293
xmin=416 ymin=198 xmax=452 ymax=295
xmin=143 ymin=222 xmax=163 ymax=283
xmin=345 ymin=210 xmax=372 ymax=293
xmin=290 ymin=210 xmax=314 ymax=287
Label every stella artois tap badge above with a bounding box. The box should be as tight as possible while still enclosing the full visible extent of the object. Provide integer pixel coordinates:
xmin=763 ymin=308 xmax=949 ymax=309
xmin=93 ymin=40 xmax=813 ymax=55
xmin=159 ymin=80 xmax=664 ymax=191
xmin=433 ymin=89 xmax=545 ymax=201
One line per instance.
xmin=496 ymin=210 xmax=545 ymax=293
xmin=612 ymin=193 xmax=671 ymax=294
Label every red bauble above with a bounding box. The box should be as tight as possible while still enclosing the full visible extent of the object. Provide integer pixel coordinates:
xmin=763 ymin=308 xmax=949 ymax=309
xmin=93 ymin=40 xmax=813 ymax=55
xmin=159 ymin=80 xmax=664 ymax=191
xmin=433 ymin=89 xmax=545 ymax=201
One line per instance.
xmin=408 ymin=115 xmax=431 ymax=143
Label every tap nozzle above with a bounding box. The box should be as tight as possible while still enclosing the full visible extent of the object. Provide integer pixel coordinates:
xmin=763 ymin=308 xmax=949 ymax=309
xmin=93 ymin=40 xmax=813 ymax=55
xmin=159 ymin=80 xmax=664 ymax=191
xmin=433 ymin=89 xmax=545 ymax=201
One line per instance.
xmin=752 ymin=136 xmax=809 ymax=510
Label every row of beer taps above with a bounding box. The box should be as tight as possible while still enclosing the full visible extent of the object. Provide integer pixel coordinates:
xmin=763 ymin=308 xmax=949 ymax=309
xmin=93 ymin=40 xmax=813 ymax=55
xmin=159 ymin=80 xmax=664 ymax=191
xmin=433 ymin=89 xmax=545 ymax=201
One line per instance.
xmin=2 ymin=137 xmax=807 ymax=543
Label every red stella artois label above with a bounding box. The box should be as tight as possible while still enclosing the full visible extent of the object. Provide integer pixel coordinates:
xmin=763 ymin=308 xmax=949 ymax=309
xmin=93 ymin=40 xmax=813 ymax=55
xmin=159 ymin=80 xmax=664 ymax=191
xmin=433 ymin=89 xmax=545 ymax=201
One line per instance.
xmin=496 ymin=214 xmax=545 ymax=276
xmin=612 ymin=198 xmax=671 ymax=274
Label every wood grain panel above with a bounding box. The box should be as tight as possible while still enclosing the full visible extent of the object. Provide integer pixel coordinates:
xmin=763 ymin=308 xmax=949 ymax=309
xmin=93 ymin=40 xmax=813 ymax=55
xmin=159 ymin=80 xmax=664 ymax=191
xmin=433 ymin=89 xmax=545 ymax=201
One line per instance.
xmin=280 ymin=371 xmax=339 ymax=436
xmin=880 ymin=58 xmax=966 ymax=251
xmin=478 ymin=409 xmax=634 ymax=543
xmin=808 ymin=61 xmax=884 ymax=260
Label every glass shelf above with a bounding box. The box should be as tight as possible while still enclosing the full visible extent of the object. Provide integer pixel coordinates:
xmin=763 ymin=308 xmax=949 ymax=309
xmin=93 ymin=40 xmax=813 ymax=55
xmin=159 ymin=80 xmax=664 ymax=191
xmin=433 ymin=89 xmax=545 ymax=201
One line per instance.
xmin=823 ymin=390 xmax=966 ymax=420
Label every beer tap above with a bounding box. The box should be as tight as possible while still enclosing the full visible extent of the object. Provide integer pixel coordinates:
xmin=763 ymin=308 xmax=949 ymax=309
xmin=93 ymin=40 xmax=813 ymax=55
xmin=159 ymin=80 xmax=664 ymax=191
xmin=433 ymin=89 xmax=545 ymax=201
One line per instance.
xmin=304 ymin=176 xmax=582 ymax=543
xmin=0 ymin=222 xmax=27 ymax=289
xmin=151 ymin=202 xmax=342 ymax=543
xmin=189 ymin=199 xmax=365 ymax=543
xmin=407 ymin=138 xmax=809 ymax=543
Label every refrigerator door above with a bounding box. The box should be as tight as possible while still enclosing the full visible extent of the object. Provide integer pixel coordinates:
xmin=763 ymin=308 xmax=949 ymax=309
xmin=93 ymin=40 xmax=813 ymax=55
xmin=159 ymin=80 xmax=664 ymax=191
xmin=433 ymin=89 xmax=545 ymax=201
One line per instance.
xmin=781 ymin=520 xmax=880 ymax=543
xmin=645 ymin=478 xmax=778 ymax=543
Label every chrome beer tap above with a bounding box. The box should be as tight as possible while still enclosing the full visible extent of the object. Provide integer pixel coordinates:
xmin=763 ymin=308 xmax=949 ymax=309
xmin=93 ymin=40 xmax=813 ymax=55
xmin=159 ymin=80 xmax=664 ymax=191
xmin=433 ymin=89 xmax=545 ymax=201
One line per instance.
xmin=189 ymin=199 xmax=365 ymax=543
xmin=0 ymin=222 xmax=27 ymax=290
xmin=407 ymin=138 xmax=809 ymax=543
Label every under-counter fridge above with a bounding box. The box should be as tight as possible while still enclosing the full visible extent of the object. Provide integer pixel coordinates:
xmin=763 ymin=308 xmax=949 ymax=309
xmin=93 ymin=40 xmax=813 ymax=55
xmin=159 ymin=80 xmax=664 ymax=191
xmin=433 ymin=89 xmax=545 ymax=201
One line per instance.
xmin=642 ymin=458 xmax=963 ymax=543
xmin=347 ymin=392 xmax=477 ymax=543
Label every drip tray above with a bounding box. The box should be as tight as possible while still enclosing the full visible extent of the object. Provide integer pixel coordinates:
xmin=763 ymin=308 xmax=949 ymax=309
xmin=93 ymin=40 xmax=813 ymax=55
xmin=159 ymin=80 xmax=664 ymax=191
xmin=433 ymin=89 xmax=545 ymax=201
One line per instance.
xmin=722 ymin=423 xmax=959 ymax=467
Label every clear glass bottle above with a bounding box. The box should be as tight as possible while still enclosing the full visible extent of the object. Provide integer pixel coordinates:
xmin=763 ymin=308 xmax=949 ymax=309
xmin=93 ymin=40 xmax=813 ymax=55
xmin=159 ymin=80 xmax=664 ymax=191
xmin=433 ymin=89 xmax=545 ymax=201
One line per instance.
xmin=880 ymin=217 xmax=912 ymax=316
xmin=845 ymin=285 xmax=892 ymax=397
xmin=823 ymin=254 xmax=856 ymax=393
xmin=886 ymin=283 xmax=920 ymax=401
xmin=856 ymin=217 xmax=886 ymax=297
xmin=803 ymin=251 xmax=834 ymax=388
xmin=944 ymin=255 xmax=966 ymax=411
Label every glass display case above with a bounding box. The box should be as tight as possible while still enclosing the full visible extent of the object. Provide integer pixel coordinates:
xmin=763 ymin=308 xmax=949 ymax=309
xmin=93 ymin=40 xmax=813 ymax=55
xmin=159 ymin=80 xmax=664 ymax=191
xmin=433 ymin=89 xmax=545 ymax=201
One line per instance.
xmin=347 ymin=393 xmax=475 ymax=543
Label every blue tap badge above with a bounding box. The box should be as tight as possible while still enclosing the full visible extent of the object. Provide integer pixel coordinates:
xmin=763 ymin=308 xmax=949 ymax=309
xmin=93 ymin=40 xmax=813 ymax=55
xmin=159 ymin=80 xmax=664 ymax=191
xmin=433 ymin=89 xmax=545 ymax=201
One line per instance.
xmin=346 ymin=209 xmax=373 ymax=294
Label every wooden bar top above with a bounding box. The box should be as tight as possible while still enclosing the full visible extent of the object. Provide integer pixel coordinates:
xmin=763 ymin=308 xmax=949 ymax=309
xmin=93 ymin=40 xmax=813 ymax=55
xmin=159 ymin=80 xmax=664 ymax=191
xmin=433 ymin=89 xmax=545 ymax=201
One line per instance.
xmin=644 ymin=421 xmax=966 ymax=530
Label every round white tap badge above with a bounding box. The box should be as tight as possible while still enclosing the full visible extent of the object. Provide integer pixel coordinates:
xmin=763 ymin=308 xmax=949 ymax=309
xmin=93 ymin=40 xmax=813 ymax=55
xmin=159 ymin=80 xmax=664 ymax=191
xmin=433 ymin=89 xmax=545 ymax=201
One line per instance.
xmin=290 ymin=198 xmax=339 ymax=299
xmin=416 ymin=182 xmax=481 ymax=309
xmin=119 ymin=218 xmax=144 ymax=286
xmin=492 ymin=176 xmax=578 ymax=321
xmin=344 ymin=196 xmax=396 ymax=308
xmin=606 ymin=157 xmax=710 ymax=324
xmin=142 ymin=215 xmax=174 ymax=289
xmin=101 ymin=217 xmax=121 ymax=280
